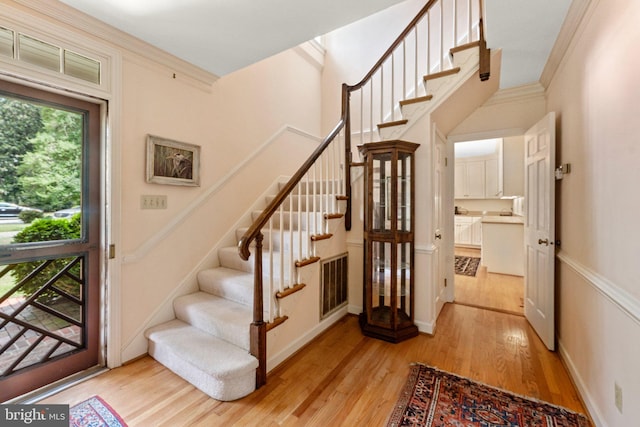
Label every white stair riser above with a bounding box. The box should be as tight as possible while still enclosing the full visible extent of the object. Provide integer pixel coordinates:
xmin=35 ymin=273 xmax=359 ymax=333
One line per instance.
xmin=278 ymin=180 xmax=342 ymax=195
xmin=218 ymin=247 xmax=307 ymax=280
xmin=174 ymin=292 xmax=251 ymax=351
xmin=251 ymin=210 xmax=325 ymax=231
xmin=197 ymin=267 xmax=278 ymax=309
xmin=236 ymin=228 xmax=312 ymax=252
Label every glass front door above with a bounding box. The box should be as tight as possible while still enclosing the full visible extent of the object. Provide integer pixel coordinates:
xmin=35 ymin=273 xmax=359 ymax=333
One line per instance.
xmin=0 ymin=80 xmax=102 ymax=401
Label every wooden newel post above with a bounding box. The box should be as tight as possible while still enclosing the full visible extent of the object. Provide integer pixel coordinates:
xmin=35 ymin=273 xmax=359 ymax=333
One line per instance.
xmin=343 ymin=83 xmax=352 ymax=231
xmin=478 ymin=2 xmax=491 ymax=82
xmin=250 ymin=232 xmax=267 ymax=388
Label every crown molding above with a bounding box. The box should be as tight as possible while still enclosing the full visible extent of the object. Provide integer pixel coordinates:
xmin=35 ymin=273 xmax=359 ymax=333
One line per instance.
xmin=13 ymin=0 xmax=219 ymax=89
xmin=540 ymin=0 xmax=594 ymax=89
xmin=484 ymin=83 xmax=545 ymax=106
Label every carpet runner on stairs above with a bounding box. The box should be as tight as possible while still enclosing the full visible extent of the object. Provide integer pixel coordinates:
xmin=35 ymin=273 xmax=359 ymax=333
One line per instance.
xmin=145 ymin=181 xmax=323 ymax=401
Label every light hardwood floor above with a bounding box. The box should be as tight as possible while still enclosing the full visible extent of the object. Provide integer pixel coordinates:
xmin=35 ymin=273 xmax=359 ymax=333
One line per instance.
xmin=41 ymin=304 xmax=590 ymax=426
xmin=455 ymin=247 xmax=524 ymax=315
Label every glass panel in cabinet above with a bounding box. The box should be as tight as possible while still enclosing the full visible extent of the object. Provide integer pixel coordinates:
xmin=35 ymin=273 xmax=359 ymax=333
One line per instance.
xmin=371 ymin=241 xmax=392 ymax=326
xmin=397 ymin=242 xmax=412 ymax=320
xmin=372 ymin=154 xmax=391 ymax=231
xmin=397 ymin=152 xmax=412 ymax=232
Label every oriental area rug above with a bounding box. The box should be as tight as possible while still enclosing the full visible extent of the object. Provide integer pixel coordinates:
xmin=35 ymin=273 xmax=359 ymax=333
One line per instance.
xmin=70 ymin=395 xmax=128 ymax=427
xmin=454 ymin=255 xmax=480 ymax=277
xmin=387 ymin=364 xmax=589 ymax=427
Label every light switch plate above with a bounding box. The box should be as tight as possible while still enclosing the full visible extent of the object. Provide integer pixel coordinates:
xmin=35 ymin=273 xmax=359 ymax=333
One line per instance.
xmin=141 ymin=195 xmax=167 ymax=209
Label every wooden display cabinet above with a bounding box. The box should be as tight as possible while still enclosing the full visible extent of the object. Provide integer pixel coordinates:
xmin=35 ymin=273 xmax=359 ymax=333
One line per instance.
xmin=358 ymin=140 xmax=419 ymax=343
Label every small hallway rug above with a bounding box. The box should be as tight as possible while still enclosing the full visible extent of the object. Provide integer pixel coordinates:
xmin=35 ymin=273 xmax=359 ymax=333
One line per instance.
xmin=70 ymin=396 xmax=128 ymax=427
xmin=455 ymin=255 xmax=480 ymax=277
xmin=387 ymin=363 xmax=590 ymax=427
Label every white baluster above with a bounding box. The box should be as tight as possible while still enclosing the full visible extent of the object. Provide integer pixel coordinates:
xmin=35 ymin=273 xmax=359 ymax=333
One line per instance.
xmin=297 ymin=180 xmax=302 ymax=265
xmin=453 ymin=0 xmax=458 ymax=47
xmin=369 ymin=81 xmax=373 ymax=143
xmin=360 ymin=89 xmax=363 ymax=146
xmin=279 ymin=205 xmax=284 ymax=295
xmin=391 ymin=52 xmax=395 ymax=121
xmin=268 ymin=217 xmax=274 ymax=323
xmin=305 ymin=173 xmax=310 ymax=260
xmin=439 ymin=2 xmax=444 ymax=72
xmin=414 ymin=27 xmax=418 ymax=98
xmin=427 ymin=10 xmax=431 ymax=74
xmin=289 ymin=189 xmax=294 ymax=289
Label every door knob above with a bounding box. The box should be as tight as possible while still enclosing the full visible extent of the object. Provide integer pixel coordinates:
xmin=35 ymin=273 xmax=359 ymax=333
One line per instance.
xmin=435 ymin=232 xmax=442 ymax=240
xmin=538 ymin=238 xmax=550 ymax=246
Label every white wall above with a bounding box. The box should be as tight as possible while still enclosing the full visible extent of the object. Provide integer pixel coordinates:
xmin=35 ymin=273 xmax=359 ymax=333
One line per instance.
xmin=321 ymin=0 xmax=426 ymax=134
xmin=546 ymin=0 xmax=640 ymax=425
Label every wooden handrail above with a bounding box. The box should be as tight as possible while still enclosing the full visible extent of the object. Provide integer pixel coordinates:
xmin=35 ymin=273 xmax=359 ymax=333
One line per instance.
xmin=345 ymin=0 xmax=439 ymax=93
xmin=238 ymin=116 xmax=346 ymax=261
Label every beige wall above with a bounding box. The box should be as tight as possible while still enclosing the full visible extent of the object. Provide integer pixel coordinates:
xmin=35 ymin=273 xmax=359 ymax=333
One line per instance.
xmin=546 ymin=0 xmax=640 ymax=425
xmin=450 ymin=85 xmax=546 ymax=138
xmin=502 ymin=135 xmax=524 ymax=197
xmin=118 ymin=47 xmax=324 ymax=360
xmin=0 ymin=0 xmax=326 ymax=364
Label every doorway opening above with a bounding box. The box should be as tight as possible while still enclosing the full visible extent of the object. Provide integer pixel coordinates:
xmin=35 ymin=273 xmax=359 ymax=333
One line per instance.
xmin=452 ymin=137 xmax=525 ymax=315
xmin=0 ymin=80 xmax=103 ymax=402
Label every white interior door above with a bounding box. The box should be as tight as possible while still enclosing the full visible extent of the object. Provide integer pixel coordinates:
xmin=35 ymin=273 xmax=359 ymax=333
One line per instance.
xmin=524 ymin=112 xmax=556 ymax=350
xmin=434 ymin=129 xmax=448 ymax=313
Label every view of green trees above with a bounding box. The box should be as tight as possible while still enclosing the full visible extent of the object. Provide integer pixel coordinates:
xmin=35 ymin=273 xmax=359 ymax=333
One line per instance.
xmin=0 ymin=96 xmax=82 ymax=212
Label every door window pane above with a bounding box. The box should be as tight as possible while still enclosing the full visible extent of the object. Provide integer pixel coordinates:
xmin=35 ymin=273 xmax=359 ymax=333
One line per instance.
xmin=0 ymin=94 xmax=83 ymax=246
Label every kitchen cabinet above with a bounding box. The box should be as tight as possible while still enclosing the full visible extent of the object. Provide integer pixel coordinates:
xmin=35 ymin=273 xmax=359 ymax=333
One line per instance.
xmin=454 ymin=140 xmax=503 ymax=199
xmin=485 ymin=158 xmax=503 ymax=198
xmin=455 ymin=161 xmax=485 ymax=198
xmin=454 ymin=216 xmax=481 ymax=247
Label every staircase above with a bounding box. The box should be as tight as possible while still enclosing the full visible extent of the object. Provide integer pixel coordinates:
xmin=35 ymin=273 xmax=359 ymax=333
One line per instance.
xmin=146 ymin=0 xmax=492 ymax=401
xmin=146 ymin=181 xmax=346 ymax=401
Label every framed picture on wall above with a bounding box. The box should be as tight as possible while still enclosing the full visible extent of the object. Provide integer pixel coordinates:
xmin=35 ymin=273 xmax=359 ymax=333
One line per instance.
xmin=146 ymin=134 xmax=201 ymax=186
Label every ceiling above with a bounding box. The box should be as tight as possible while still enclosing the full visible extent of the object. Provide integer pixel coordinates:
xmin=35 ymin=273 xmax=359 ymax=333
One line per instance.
xmin=58 ymin=0 xmax=572 ymax=88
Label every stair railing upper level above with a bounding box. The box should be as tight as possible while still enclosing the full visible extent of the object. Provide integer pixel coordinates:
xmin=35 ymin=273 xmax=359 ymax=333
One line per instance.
xmin=347 ymin=0 xmax=486 ymax=148
xmin=238 ymin=0 xmax=488 ymax=388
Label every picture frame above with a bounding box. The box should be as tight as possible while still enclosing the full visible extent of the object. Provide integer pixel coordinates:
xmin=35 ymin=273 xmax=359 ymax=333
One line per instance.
xmin=146 ymin=134 xmax=200 ymax=186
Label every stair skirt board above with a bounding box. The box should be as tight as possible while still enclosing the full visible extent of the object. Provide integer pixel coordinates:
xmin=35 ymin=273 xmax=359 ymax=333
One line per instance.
xmin=146 ymin=320 xmax=258 ymax=401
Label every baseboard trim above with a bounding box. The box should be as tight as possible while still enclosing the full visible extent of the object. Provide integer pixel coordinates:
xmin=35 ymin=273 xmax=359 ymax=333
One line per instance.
xmin=415 ymin=319 xmax=435 ymax=335
xmin=557 ymin=340 xmax=603 ymax=427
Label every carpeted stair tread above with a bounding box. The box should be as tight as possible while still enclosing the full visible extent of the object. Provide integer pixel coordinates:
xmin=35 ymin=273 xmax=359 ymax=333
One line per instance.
xmin=218 ymin=246 xmax=293 ymax=275
xmin=198 ymin=267 xmax=254 ymax=305
xmin=145 ymin=319 xmax=257 ymax=401
xmin=173 ymin=292 xmax=251 ymax=350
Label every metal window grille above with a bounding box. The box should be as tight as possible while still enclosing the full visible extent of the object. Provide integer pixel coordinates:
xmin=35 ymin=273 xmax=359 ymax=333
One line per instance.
xmin=320 ymin=253 xmax=348 ymax=319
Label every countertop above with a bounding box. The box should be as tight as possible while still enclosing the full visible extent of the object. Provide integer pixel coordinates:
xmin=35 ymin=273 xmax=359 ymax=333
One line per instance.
xmin=481 ymin=215 xmax=524 ymax=224
xmin=454 ymin=211 xmax=524 ymax=224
